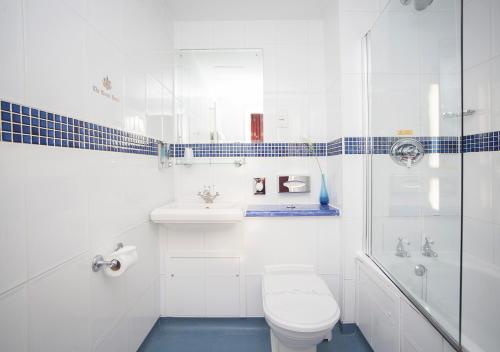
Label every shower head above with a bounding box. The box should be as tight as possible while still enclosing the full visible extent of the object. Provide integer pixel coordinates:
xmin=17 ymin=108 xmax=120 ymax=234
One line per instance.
xmin=400 ymin=0 xmax=433 ymax=11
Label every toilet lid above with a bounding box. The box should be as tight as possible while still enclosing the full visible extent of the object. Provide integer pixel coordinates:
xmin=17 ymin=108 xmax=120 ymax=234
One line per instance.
xmin=262 ymin=274 xmax=340 ymax=332
xmin=264 ymin=293 xmax=339 ymax=332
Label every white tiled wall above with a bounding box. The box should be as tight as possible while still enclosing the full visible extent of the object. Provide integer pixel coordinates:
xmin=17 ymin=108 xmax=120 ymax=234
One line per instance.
xmin=462 ymin=0 xmax=500 ymax=350
xmin=173 ymin=157 xmax=332 ymax=204
xmin=0 ymin=0 xmax=175 ymax=138
xmin=0 ymin=0 xmax=175 ymax=351
xmin=174 ymin=20 xmax=327 ymax=142
xmin=0 ymin=144 xmax=172 ymax=352
xmin=463 ymin=0 xmax=500 ymax=134
xmin=326 ymin=0 xmax=381 ymax=324
xmin=324 ymin=0 xmax=343 ymax=213
xmin=170 ymin=16 xmax=339 ymax=248
xmin=462 ymin=141 xmax=500 ymax=348
xmin=369 ymin=2 xmax=461 ymax=137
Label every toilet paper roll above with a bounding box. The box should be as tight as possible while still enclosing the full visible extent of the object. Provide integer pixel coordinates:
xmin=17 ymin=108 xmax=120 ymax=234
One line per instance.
xmin=104 ymin=245 xmax=138 ymax=278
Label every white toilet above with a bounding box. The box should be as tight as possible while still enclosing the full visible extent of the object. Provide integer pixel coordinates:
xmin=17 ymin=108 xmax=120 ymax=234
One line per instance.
xmin=262 ymin=265 xmax=340 ymax=352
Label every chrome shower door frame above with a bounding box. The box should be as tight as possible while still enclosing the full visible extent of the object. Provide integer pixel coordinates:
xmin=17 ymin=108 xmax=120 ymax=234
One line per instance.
xmin=361 ymin=14 xmax=463 ymax=351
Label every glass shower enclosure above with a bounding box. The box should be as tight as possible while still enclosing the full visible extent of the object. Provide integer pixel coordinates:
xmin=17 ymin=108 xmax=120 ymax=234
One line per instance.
xmin=363 ymin=0 xmax=463 ymax=348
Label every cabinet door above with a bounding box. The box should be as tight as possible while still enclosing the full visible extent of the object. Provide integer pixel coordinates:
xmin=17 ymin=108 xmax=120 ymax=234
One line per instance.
xmin=206 ymin=258 xmax=240 ymax=317
xmin=166 ymin=258 xmax=205 ymax=316
xmin=358 ymin=269 xmax=373 ymax=343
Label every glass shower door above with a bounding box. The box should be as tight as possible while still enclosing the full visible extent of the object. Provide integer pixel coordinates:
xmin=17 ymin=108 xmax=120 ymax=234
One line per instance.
xmin=365 ymin=0 xmax=462 ymax=346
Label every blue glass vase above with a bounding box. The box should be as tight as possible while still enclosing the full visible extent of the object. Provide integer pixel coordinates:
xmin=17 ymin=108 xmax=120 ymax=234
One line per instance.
xmin=319 ymin=174 xmax=329 ymax=207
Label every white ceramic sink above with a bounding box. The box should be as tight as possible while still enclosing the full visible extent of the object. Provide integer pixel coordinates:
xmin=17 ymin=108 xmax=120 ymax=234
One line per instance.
xmin=150 ymin=202 xmax=244 ymax=224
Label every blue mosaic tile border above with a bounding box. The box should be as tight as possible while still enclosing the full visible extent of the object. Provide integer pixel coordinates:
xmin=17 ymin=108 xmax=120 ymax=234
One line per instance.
xmin=343 ymin=134 xmax=500 ymax=154
xmin=172 ymin=136 xmax=466 ymax=158
xmin=344 ymin=136 xmax=461 ymax=155
xmin=463 ymin=131 xmax=500 ymax=152
xmin=0 ymin=100 xmax=160 ymax=155
xmin=2 ymin=98 xmax=495 ymax=158
xmin=173 ymin=142 xmax=327 ymax=158
xmin=343 ymin=137 xmax=367 ymax=155
xmin=327 ymin=138 xmax=342 ymax=156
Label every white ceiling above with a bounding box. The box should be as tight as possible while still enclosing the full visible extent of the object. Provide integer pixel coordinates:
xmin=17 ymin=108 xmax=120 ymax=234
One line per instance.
xmin=164 ymin=0 xmax=329 ymax=20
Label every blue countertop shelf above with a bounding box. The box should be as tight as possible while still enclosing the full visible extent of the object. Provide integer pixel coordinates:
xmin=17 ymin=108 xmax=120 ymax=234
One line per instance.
xmin=245 ymin=204 xmax=340 ymax=217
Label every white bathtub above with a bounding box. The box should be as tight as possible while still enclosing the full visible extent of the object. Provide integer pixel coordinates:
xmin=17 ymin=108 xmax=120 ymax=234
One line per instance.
xmin=461 ymin=257 xmax=500 ymax=352
xmin=374 ymin=252 xmax=500 ymax=352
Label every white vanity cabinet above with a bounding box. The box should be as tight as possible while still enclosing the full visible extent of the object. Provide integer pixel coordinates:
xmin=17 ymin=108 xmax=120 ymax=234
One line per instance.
xmin=159 ymin=216 xmax=341 ymax=318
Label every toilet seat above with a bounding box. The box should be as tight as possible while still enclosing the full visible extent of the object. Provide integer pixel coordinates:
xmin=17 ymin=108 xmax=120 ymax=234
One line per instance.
xmin=262 ymin=273 xmax=340 ymax=333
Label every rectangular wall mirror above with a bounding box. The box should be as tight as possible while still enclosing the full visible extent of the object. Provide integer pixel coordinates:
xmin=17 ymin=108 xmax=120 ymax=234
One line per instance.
xmin=175 ymin=49 xmax=264 ymax=144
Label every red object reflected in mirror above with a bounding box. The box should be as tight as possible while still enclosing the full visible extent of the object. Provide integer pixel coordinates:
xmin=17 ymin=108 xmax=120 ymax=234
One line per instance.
xmin=251 ymin=113 xmax=263 ymax=143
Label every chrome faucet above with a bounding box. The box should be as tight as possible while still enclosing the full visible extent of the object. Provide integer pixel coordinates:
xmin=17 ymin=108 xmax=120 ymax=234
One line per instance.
xmin=198 ymin=185 xmax=219 ymax=204
xmin=422 ymin=237 xmax=438 ymax=257
xmin=396 ymin=237 xmax=411 ymax=257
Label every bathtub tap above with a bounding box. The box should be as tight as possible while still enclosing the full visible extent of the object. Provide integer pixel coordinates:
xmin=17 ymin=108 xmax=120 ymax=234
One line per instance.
xmin=396 ymin=237 xmax=411 ymax=257
xmin=422 ymin=237 xmax=438 ymax=257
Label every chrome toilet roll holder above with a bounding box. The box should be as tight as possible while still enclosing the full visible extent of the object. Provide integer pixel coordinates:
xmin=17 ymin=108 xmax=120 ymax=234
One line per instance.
xmin=91 ymin=243 xmax=124 ymax=273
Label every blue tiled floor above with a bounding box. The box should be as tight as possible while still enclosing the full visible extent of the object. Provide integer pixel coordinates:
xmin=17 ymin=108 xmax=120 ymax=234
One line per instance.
xmin=138 ymin=318 xmax=373 ymax=352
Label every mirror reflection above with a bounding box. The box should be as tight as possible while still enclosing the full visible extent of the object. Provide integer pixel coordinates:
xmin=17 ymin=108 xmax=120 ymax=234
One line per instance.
xmin=175 ymin=49 xmax=263 ymax=144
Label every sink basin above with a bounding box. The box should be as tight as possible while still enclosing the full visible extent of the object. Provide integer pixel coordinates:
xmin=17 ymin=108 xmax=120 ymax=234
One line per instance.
xmin=150 ymin=202 xmax=244 ymax=224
